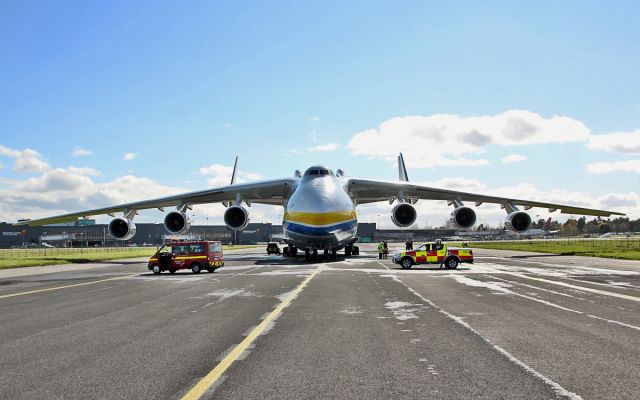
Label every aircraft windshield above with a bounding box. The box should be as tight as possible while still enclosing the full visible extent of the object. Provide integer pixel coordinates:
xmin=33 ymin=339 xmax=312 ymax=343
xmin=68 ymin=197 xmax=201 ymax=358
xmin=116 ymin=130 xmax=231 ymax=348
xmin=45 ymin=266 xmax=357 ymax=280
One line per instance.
xmin=304 ymin=167 xmax=333 ymax=176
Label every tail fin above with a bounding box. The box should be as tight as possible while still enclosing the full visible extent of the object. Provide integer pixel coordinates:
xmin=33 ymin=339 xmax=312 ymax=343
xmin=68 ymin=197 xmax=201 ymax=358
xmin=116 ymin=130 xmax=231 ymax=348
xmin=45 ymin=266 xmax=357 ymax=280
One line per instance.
xmin=543 ymin=217 xmax=552 ymax=230
xmin=398 ymin=153 xmax=409 ymax=182
xmin=230 ymin=156 xmax=239 ymax=185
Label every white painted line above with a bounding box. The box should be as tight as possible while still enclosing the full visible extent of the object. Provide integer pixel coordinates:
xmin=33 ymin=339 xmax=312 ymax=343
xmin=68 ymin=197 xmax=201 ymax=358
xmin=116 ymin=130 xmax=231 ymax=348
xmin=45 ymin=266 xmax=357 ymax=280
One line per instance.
xmin=501 ymin=272 xmax=640 ymax=303
xmin=392 ymin=275 xmax=583 ymax=400
xmin=452 ymin=275 xmax=640 ymax=332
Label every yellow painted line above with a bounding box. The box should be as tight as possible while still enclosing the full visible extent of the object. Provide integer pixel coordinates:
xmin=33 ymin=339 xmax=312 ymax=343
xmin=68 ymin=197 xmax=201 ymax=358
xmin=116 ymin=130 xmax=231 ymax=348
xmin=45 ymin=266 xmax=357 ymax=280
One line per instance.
xmin=0 ymin=274 xmax=139 ymax=300
xmin=181 ymin=268 xmax=321 ymax=400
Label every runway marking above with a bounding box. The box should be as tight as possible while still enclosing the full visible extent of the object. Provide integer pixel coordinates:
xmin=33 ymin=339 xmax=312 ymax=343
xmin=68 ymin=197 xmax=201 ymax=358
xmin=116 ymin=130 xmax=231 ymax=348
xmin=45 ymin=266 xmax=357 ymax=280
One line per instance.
xmin=377 ymin=261 xmax=391 ymax=270
xmin=501 ymin=272 xmax=640 ymax=303
xmin=391 ymin=276 xmax=583 ymax=400
xmin=0 ymin=274 xmax=139 ymax=300
xmin=452 ymin=276 xmax=640 ymax=332
xmin=180 ymin=268 xmax=321 ymax=400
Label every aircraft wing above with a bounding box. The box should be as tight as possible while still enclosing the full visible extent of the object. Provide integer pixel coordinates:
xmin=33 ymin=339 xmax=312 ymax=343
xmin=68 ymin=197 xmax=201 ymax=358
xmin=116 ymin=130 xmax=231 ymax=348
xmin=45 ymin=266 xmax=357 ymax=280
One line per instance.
xmin=14 ymin=178 xmax=298 ymax=227
xmin=346 ymin=178 xmax=624 ymax=217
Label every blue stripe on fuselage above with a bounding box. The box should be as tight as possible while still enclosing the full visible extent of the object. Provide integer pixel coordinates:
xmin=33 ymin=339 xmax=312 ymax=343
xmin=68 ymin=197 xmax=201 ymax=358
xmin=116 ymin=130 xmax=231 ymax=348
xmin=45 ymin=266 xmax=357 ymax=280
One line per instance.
xmin=285 ymin=220 xmax=357 ymax=236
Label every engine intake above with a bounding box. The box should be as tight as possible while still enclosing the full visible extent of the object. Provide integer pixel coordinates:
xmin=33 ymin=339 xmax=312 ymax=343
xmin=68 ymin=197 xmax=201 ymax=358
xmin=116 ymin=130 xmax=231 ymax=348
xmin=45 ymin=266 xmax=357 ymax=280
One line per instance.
xmin=391 ymin=203 xmax=417 ymax=228
xmin=164 ymin=211 xmax=191 ymax=234
xmin=505 ymin=211 xmax=532 ymax=233
xmin=450 ymin=206 xmax=477 ymax=230
xmin=224 ymin=206 xmax=250 ymax=230
xmin=108 ymin=217 xmax=136 ymax=240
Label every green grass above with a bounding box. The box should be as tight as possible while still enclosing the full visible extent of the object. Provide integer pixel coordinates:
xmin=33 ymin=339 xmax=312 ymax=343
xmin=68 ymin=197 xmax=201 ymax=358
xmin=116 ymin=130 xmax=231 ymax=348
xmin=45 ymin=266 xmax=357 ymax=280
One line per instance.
xmin=0 ymin=245 xmax=257 ymax=269
xmin=469 ymin=239 xmax=640 ymax=261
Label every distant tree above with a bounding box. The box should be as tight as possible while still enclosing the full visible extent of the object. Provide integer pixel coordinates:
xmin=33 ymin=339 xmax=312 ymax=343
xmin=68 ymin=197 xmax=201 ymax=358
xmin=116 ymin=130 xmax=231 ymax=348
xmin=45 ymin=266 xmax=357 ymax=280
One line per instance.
xmin=563 ymin=219 xmax=579 ymax=236
xmin=577 ymin=217 xmax=586 ymax=233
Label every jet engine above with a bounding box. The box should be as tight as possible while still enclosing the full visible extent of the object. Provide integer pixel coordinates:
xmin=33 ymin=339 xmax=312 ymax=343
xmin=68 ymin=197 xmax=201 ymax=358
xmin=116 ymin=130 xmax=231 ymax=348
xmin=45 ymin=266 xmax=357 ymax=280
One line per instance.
xmin=391 ymin=203 xmax=417 ymax=228
xmin=164 ymin=211 xmax=191 ymax=234
xmin=224 ymin=205 xmax=250 ymax=230
xmin=505 ymin=211 xmax=532 ymax=233
xmin=108 ymin=217 xmax=137 ymax=240
xmin=449 ymin=206 xmax=477 ymax=230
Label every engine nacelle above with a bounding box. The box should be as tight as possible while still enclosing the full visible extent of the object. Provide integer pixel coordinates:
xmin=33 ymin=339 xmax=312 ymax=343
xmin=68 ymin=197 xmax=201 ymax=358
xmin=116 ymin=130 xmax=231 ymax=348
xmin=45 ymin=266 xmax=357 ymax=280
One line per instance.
xmin=391 ymin=202 xmax=417 ymax=228
xmin=505 ymin=211 xmax=532 ymax=233
xmin=224 ymin=206 xmax=250 ymax=230
xmin=164 ymin=211 xmax=191 ymax=234
xmin=449 ymin=206 xmax=477 ymax=230
xmin=108 ymin=217 xmax=136 ymax=240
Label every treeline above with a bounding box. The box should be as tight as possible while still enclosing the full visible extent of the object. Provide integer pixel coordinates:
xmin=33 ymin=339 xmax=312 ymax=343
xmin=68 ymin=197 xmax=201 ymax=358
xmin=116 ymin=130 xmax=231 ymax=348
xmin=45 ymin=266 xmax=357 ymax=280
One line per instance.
xmin=475 ymin=217 xmax=640 ymax=236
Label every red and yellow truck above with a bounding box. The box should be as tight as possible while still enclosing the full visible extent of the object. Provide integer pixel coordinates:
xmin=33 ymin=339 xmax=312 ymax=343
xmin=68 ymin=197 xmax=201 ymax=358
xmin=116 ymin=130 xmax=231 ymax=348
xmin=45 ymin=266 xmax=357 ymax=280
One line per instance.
xmin=392 ymin=241 xmax=473 ymax=270
xmin=148 ymin=241 xmax=224 ymax=274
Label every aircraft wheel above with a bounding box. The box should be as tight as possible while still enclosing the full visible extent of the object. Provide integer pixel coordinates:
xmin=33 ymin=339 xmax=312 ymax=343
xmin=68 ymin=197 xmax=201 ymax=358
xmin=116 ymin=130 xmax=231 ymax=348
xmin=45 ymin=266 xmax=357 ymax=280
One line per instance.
xmin=345 ymin=246 xmax=352 ymax=257
xmin=191 ymin=263 xmax=202 ymax=274
xmin=331 ymin=249 xmax=337 ymax=260
xmin=169 ymin=268 xmax=176 ymax=274
xmin=152 ymin=265 xmax=161 ymax=275
xmin=400 ymin=257 xmax=413 ymax=270
xmin=304 ymin=249 xmax=311 ymax=261
xmin=445 ymin=257 xmax=459 ymax=269
xmin=206 ymin=267 xmax=214 ymax=273
xmin=352 ymin=246 xmax=360 ymax=256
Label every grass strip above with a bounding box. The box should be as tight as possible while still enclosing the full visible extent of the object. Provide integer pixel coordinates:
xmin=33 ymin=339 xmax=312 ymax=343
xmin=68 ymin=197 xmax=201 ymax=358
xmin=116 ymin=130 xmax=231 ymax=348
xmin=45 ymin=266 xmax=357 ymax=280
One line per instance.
xmin=0 ymin=245 xmax=257 ymax=269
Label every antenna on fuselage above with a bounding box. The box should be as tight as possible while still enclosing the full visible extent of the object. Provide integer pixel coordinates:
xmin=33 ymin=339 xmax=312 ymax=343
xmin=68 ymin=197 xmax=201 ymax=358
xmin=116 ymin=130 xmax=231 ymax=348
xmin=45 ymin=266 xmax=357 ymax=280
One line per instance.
xmin=398 ymin=153 xmax=409 ymax=182
xmin=230 ymin=156 xmax=239 ymax=185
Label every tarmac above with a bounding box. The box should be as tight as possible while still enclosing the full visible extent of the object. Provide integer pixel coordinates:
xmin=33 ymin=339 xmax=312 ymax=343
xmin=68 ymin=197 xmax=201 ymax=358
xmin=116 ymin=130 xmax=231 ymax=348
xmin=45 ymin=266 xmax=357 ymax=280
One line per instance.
xmin=1 ymin=244 xmax=639 ymax=399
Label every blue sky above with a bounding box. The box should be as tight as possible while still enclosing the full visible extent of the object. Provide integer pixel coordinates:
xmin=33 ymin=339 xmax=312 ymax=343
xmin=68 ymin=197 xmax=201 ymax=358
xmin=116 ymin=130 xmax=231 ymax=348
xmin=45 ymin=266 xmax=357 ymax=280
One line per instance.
xmin=1 ymin=1 xmax=639 ymax=226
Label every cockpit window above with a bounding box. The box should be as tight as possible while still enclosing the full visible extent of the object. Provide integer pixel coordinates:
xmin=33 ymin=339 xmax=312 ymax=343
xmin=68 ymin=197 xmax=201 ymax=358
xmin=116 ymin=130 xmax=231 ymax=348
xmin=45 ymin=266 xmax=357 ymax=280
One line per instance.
xmin=304 ymin=167 xmax=334 ymax=177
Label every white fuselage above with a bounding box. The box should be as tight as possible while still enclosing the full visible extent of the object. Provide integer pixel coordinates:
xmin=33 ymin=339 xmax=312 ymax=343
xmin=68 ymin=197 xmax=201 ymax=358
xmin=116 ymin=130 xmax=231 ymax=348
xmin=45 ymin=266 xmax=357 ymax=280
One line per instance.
xmin=282 ymin=169 xmax=357 ymax=251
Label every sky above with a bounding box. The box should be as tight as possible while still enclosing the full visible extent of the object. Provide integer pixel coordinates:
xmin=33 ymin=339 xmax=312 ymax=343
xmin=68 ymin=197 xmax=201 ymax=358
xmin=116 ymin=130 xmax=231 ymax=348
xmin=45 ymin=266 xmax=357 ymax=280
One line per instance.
xmin=1 ymin=0 xmax=639 ymax=228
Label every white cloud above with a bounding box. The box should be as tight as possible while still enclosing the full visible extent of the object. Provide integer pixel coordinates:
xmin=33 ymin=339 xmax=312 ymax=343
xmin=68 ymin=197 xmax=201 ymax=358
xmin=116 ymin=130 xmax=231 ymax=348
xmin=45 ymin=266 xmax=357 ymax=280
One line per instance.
xmin=223 ymin=123 xmax=233 ymax=129
xmin=308 ymin=143 xmax=341 ymax=152
xmin=199 ymin=163 xmax=262 ymax=187
xmin=0 ymin=145 xmax=51 ymax=173
xmin=588 ymin=129 xmax=640 ymax=154
xmin=309 ymin=116 xmax=320 ymax=123
xmin=586 ymin=160 xmax=640 ymax=174
xmin=123 ymin=152 xmax=137 ymax=161
xmin=72 ymin=146 xmax=93 ymax=157
xmin=501 ymin=154 xmax=528 ymax=163
xmin=347 ymin=109 xmax=589 ymax=168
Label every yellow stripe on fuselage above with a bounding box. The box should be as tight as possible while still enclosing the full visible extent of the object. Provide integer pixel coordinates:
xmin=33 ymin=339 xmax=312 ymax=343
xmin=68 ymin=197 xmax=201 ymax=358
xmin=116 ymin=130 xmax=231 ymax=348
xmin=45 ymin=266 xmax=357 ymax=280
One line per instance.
xmin=284 ymin=210 xmax=356 ymax=226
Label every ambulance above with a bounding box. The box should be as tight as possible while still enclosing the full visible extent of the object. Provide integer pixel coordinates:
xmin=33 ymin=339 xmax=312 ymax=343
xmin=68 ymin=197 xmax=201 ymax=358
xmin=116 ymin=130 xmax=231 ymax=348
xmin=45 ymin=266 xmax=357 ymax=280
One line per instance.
xmin=148 ymin=241 xmax=224 ymax=274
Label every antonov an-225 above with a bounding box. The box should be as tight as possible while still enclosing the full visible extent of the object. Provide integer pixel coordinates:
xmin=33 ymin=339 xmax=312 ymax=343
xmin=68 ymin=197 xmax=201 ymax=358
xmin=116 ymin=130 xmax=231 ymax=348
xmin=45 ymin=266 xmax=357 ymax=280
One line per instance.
xmin=15 ymin=154 xmax=623 ymax=260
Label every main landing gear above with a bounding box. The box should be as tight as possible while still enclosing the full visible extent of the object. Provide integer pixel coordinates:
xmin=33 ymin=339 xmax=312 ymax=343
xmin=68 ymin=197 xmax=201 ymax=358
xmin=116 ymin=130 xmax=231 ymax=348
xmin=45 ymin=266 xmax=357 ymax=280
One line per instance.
xmin=344 ymin=244 xmax=360 ymax=257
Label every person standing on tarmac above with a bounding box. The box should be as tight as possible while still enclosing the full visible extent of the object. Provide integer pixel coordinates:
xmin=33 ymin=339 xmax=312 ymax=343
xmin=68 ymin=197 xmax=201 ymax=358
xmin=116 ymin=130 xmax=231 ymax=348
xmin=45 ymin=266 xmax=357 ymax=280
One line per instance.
xmin=383 ymin=242 xmax=388 ymax=259
xmin=378 ymin=241 xmax=384 ymax=259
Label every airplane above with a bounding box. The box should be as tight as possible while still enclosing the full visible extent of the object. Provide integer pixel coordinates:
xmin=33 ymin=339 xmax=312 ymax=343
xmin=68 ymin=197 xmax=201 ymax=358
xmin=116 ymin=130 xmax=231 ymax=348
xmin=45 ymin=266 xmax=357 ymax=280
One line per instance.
xmin=507 ymin=217 xmax=560 ymax=237
xmin=15 ymin=154 xmax=624 ymax=261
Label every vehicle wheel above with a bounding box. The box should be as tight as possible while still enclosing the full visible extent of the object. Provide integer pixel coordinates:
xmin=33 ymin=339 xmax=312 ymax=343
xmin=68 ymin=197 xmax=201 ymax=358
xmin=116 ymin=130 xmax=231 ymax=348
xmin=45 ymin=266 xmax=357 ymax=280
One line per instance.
xmin=445 ymin=257 xmax=459 ymax=269
xmin=169 ymin=268 xmax=176 ymax=274
xmin=400 ymin=257 xmax=413 ymax=270
xmin=191 ymin=263 xmax=202 ymax=274
xmin=152 ymin=265 xmax=161 ymax=275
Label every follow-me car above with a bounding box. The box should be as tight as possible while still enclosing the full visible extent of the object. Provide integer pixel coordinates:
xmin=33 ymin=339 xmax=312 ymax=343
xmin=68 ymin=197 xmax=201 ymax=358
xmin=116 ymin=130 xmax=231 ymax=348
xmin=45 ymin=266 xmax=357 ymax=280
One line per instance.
xmin=15 ymin=155 xmax=624 ymax=260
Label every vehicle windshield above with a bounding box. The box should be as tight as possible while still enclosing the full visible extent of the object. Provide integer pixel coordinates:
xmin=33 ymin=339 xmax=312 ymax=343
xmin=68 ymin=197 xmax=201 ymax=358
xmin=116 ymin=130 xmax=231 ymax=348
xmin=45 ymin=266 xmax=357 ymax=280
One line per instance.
xmin=158 ymin=244 xmax=171 ymax=255
xmin=210 ymin=242 xmax=222 ymax=252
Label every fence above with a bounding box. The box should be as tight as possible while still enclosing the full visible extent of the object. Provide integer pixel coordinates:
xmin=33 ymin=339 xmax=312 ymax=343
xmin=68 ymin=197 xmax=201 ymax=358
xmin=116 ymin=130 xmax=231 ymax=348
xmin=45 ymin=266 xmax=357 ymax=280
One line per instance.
xmin=472 ymin=237 xmax=640 ymax=250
